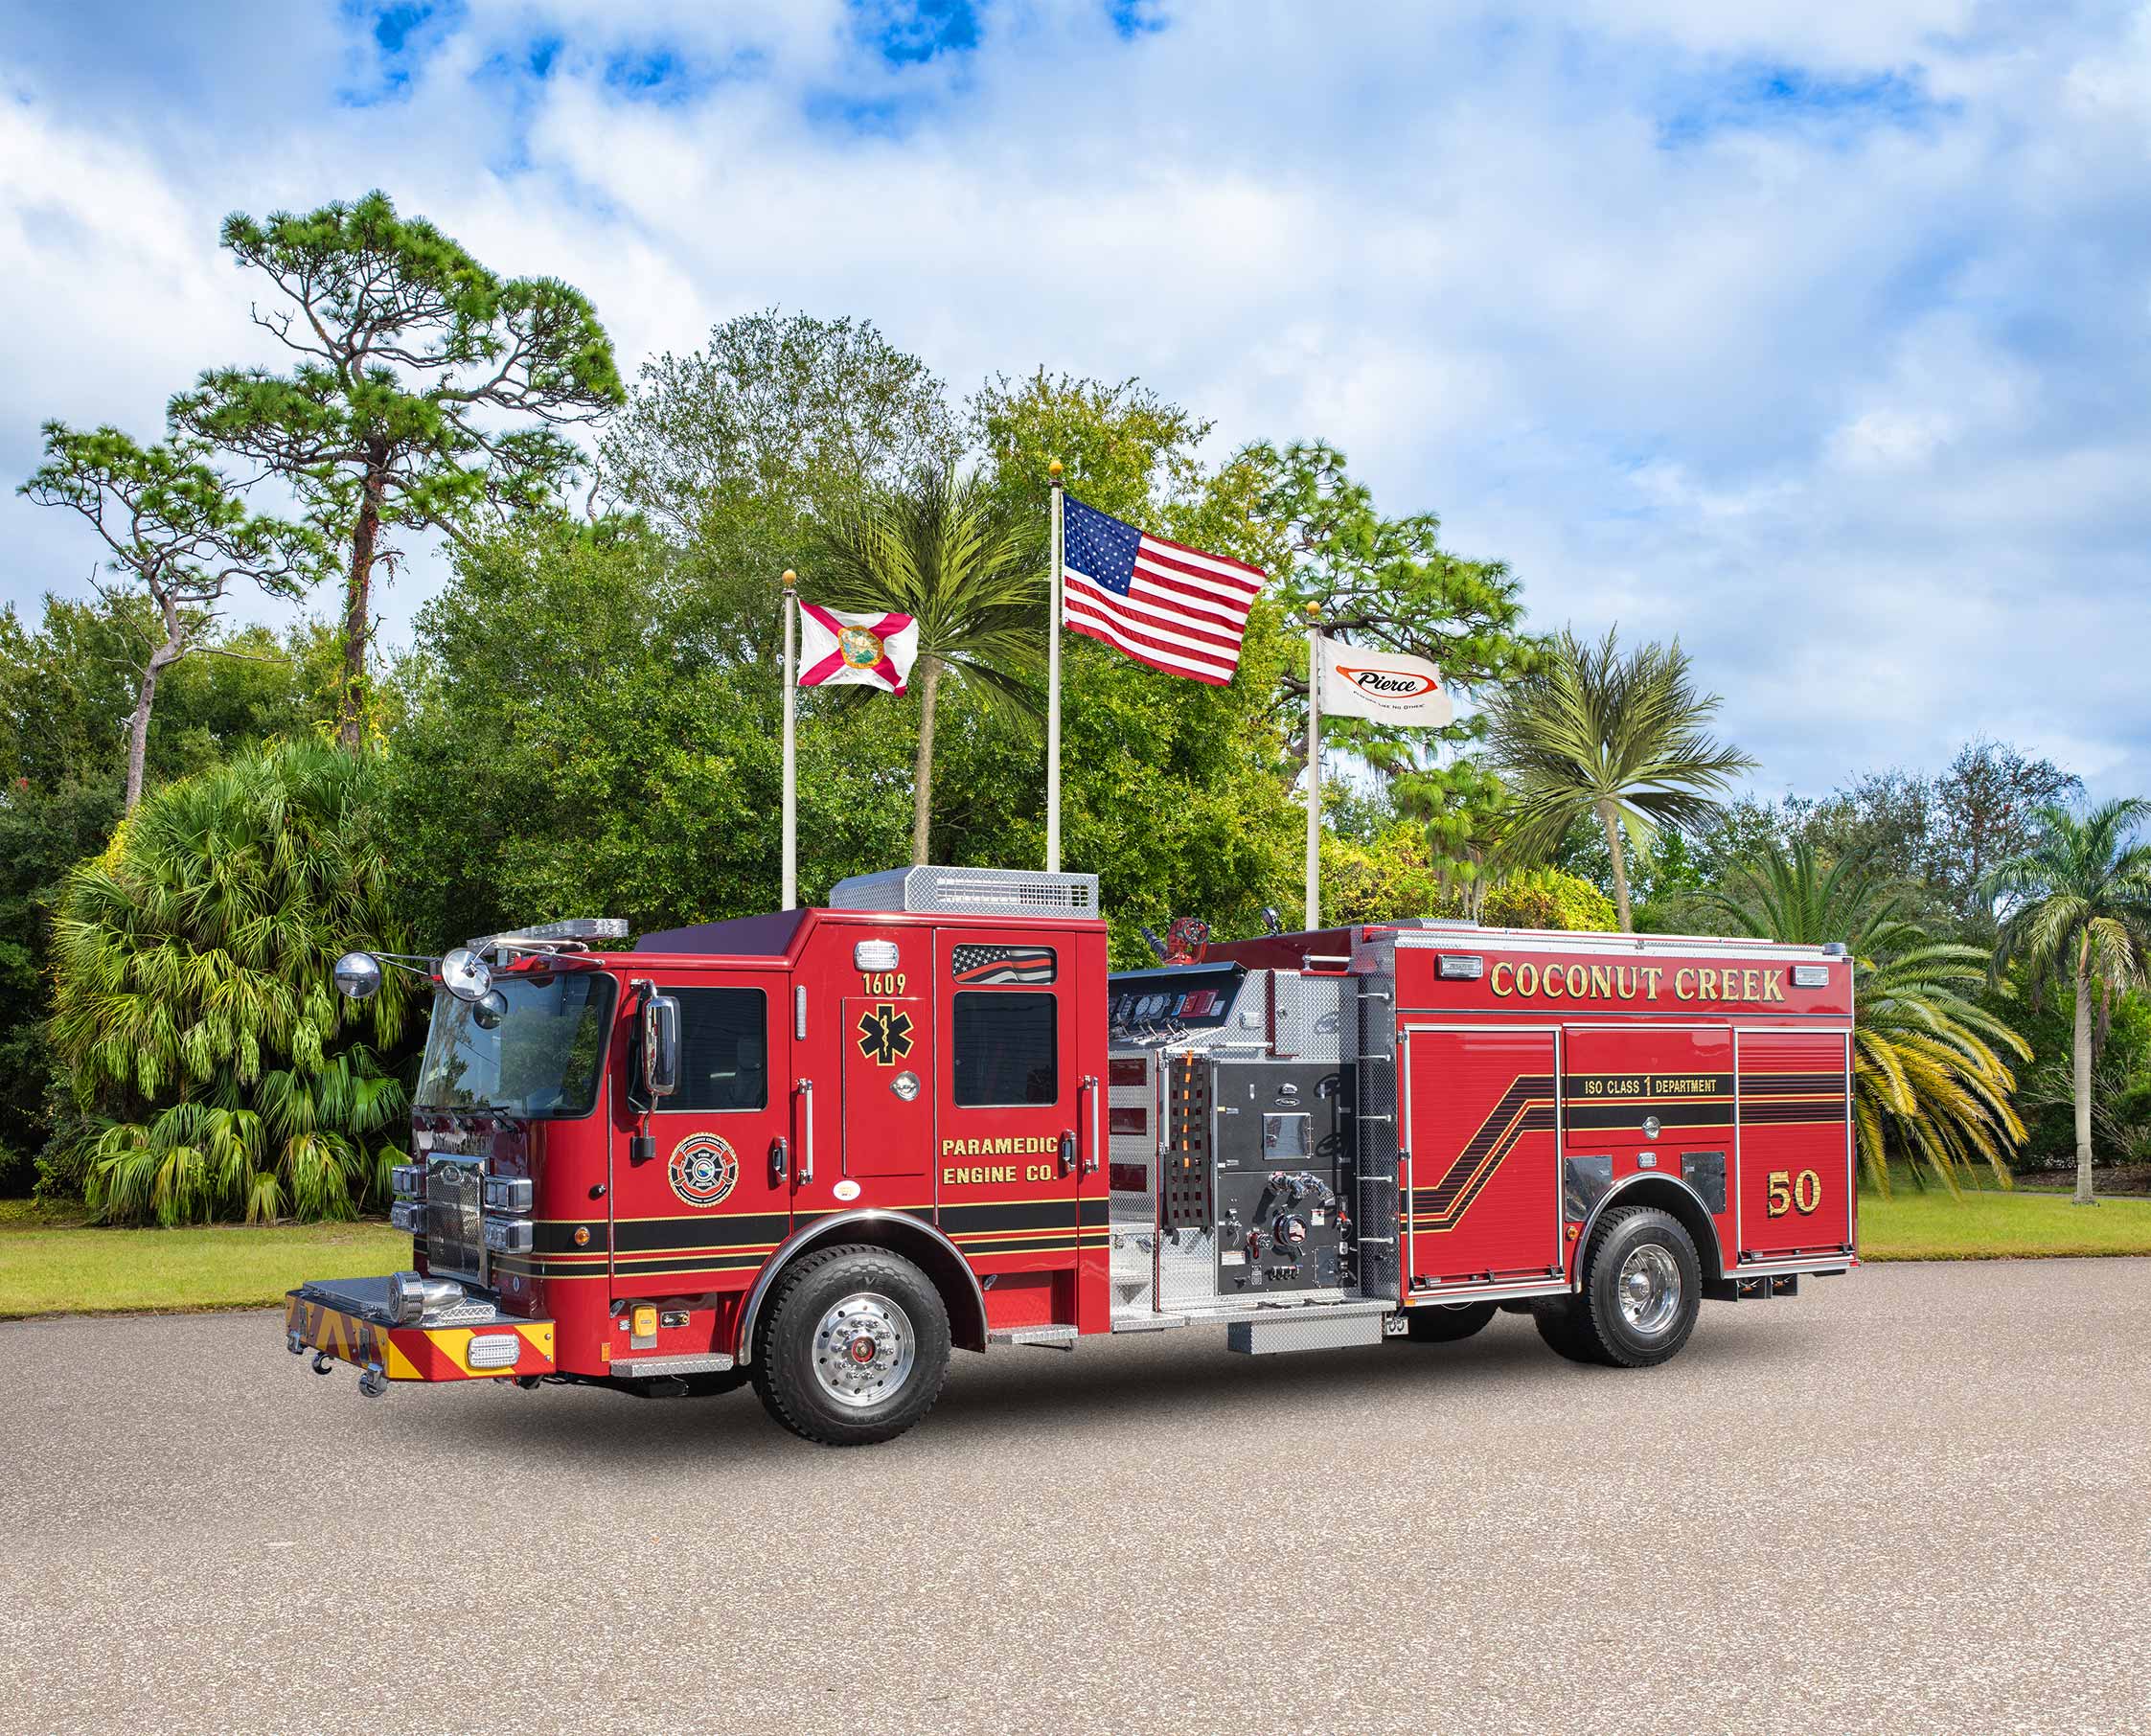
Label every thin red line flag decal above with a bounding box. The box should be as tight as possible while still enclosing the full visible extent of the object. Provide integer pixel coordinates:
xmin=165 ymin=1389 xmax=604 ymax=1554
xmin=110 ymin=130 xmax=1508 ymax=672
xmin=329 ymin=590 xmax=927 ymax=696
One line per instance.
xmin=797 ymin=605 xmax=920 ymax=695
xmin=1060 ymin=495 xmax=1264 ymax=685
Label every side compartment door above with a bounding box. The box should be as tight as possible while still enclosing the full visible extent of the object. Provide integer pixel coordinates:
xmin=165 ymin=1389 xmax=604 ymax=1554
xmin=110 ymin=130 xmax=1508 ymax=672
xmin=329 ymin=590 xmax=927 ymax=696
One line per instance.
xmin=1734 ymin=1028 xmax=1854 ymax=1261
xmin=612 ymin=973 xmax=791 ymax=1296
xmin=1403 ymin=1025 xmax=1564 ymax=1290
xmin=933 ymin=928 xmax=1080 ymax=1288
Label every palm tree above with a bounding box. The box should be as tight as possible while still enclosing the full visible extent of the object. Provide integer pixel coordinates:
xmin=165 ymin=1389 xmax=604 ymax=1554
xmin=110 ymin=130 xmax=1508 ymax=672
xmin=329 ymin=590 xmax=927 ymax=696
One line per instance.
xmin=1705 ymin=838 xmax=2027 ymax=1194
xmin=812 ymin=467 xmax=1044 ymax=864
xmin=1985 ymin=800 xmax=2151 ymax=1204
xmin=1484 ymin=627 xmax=1754 ymax=930
xmin=49 ymin=741 xmax=412 ymax=1223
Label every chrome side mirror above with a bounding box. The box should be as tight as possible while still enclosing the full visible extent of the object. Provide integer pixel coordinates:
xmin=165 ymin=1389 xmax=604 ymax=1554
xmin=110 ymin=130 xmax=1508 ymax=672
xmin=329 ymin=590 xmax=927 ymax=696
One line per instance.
xmin=642 ymin=993 xmax=681 ymax=1100
xmin=332 ymin=951 xmax=383 ymax=1002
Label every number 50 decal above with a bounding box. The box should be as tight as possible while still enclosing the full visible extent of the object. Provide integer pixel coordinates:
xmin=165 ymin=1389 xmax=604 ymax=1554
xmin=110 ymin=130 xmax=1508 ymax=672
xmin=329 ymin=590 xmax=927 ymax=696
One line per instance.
xmin=1766 ymin=1169 xmax=1823 ymax=1217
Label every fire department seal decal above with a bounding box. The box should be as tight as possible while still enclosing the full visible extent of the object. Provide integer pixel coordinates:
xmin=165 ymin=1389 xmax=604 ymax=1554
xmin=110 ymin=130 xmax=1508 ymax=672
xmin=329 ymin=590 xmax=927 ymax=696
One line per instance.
xmin=667 ymin=1133 xmax=739 ymax=1208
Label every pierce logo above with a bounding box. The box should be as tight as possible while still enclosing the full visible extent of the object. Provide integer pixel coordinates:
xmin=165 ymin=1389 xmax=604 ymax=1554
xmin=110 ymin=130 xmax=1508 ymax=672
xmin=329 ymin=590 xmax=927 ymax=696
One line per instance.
xmin=668 ymin=1133 xmax=739 ymax=1208
xmin=1336 ymin=665 xmax=1440 ymax=698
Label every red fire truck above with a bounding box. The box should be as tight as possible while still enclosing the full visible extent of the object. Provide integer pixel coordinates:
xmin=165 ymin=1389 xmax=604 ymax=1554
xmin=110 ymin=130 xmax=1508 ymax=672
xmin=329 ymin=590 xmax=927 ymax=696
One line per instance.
xmin=286 ymin=866 xmax=1857 ymax=1445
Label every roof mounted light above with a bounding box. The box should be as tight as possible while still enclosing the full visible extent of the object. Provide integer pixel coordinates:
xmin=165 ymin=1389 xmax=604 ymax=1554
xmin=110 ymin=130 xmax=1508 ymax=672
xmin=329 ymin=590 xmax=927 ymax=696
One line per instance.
xmin=469 ymin=918 xmax=629 ymax=955
xmin=1437 ymin=954 xmax=1485 ymax=981
xmin=1791 ymin=963 xmax=1832 ymax=988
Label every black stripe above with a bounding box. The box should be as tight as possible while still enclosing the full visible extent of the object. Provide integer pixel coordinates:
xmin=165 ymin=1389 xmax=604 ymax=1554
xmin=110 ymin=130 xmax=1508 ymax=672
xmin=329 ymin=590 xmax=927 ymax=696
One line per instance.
xmin=1741 ymin=1072 xmax=1848 ymax=1093
xmin=1565 ymin=1102 xmax=1734 ymax=1131
xmin=1741 ymin=1101 xmax=1848 ymax=1125
xmin=1079 ymin=1198 xmax=1110 ymax=1226
xmin=938 ymin=1199 xmax=1078 ymax=1234
xmin=612 ymin=1212 xmax=789 ymax=1254
xmin=956 ymin=1234 xmax=1081 ymax=1255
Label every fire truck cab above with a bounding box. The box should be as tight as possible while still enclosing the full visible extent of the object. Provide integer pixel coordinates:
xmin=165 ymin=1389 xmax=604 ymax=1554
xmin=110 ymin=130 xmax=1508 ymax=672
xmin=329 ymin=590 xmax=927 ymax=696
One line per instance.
xmin=286 ymin=866 xmax=1856 ymax=1446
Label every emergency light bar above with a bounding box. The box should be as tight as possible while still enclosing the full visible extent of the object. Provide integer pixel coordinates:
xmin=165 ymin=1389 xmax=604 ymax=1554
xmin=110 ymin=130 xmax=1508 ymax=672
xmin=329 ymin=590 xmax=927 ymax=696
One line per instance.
xmin=468 ymin=917 xmax=628 ymax=954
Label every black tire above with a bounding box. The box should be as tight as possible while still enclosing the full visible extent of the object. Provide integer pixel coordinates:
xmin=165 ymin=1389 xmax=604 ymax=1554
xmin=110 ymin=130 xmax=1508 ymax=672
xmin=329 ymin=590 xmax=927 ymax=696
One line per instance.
xmin=1531 ymin=1301 xmax=1604 ymax=1364
xmin=1405 ymin=1300 xmax=1498 ymax=1343
xmin=1567 ymin=1205 xmax=1703 ymax=1368
xmin=752 ymin=1244 xmax=951 ymax=1446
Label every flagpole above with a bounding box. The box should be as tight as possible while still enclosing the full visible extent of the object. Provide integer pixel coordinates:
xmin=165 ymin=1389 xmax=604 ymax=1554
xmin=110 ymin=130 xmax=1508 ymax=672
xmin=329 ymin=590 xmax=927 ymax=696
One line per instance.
xmin=1304 ymin=602 xmax=1322 ymax=930
xmin=1046 ymin=458 xmax=1064 ymax=874
xmin=781 ymin=569 xmax=797 ymax=909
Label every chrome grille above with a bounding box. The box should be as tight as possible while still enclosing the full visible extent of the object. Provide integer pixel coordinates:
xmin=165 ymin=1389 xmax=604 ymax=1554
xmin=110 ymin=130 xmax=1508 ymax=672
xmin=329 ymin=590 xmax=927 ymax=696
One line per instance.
xmin=425 ymin=1159 xmax=485 ymax=1283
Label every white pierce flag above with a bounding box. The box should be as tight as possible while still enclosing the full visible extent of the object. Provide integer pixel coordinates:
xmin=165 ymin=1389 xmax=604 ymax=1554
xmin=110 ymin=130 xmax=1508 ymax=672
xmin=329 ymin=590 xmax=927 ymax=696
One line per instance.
xmin=1316 ymin=637 xmax=1454 ymax=727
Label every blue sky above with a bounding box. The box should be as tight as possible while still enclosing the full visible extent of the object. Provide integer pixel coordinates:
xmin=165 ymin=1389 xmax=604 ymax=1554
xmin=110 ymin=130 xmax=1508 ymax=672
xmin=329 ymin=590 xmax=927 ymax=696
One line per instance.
xmin=3 ymin=0 xmax=2148 ymax=803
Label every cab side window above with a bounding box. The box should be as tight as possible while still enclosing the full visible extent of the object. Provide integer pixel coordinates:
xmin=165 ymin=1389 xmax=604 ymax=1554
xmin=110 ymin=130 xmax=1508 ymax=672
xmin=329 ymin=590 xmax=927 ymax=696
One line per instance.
xmin=951 ymin=991 xmax=1057 ymax=1106
xmin=663 ymin=986 xmax=767 ymax=1111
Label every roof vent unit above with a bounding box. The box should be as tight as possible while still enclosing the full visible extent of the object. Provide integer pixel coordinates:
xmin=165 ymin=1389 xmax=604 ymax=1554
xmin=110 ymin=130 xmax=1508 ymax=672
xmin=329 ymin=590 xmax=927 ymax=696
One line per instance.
xmin=828 ymin=865 xmax=1100 ymax=920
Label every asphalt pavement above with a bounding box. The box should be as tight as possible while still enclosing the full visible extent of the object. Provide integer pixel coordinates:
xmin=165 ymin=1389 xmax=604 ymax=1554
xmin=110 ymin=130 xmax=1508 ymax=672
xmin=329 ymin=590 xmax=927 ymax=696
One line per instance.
xmin=4 ymin=1259 xmax=2148 ymax=1736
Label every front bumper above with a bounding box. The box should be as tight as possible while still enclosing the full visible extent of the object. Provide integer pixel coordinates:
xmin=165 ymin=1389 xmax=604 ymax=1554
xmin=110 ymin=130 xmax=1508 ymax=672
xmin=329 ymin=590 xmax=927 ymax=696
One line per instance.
xmin=285 ymin=1276 xmax=556 ymax=1383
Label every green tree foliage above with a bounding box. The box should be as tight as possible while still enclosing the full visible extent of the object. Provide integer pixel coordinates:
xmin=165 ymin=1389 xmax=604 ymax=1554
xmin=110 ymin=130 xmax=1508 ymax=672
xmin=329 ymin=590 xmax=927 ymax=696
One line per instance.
xmin=48 ymin=742 xmax=413 ymax=1223
xmin=1707 ymin=839 xmax=2028 ymax=1194
xmin=1485 ymin=627 xmax=1756 ymax=931
xmin=1987 ymin=801 xmax=2151 ymax=1203
xmin=0 ymin=599 xmax=338 ymax=1192
xmin=19 ymin=423 xmax=319 ymax=809
xmin=171 ymin=190 xmax=625 ymax=748
xmin=386 ymin=519 xmax=912 ymax=944
xmin=1480 ymin=867 xmax=1617 ymax=932
xmin=812 ymin=468 xmax=1043 ymax=863
xmin=602 ymin=310 xmax=958 ymax=652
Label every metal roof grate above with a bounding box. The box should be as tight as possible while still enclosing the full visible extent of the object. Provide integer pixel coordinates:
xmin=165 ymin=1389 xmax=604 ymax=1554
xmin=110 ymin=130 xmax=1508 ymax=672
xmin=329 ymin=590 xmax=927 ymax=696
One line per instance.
xmin=828 ymin=865 xmax=1100 ymax=919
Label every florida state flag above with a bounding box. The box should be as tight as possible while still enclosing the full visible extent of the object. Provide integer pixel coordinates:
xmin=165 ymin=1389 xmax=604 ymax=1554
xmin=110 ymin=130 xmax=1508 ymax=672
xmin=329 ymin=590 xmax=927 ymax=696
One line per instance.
xmin=797 ymin=605 xmax=920 ymax=695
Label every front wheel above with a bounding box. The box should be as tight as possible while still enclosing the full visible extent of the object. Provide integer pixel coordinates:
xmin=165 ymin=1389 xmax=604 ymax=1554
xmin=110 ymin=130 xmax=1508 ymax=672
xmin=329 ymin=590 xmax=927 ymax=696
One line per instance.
xmin=752 ymin=1245 xmax=951 ymax=1446
xmin=1564 ymin=1206 xmax=1703 ymax=1368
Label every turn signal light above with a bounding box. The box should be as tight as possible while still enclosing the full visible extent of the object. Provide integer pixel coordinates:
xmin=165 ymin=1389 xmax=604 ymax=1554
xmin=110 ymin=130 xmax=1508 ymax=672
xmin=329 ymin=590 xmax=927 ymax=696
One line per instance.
xmin=466 ymin=1334 xmax=521 ymax=1371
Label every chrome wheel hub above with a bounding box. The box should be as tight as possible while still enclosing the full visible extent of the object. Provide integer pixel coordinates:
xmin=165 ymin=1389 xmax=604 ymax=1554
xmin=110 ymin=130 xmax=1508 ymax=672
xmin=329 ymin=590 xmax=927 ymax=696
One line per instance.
xmin=1616 ymin=1245 xmax=1681 ymax=1336
xmin=811 ymin=1292 xmax=916 ymax=1408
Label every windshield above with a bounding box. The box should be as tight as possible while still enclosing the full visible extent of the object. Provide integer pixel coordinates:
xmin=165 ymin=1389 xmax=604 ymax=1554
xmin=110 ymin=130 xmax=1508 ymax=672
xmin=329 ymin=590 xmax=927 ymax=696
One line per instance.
xmin=414 ymin=971 xmax=617 ymax=1119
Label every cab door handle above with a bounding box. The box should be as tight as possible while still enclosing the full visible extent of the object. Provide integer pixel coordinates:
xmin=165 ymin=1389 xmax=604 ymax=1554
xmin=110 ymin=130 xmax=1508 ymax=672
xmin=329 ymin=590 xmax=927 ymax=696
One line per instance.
xmin=1058 ymin=1131 xmax=1077 ymax=1176
xmin=768 ymin=1135 xmax=789 ymax=1187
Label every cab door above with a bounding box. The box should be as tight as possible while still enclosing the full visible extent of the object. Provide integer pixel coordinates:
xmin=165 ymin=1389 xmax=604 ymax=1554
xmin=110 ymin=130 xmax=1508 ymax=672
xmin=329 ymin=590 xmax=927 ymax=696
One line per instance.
xmin=610 ymin=970 xmax=792 ymax=1297
xmin=932 ymin=928 xmax=1081 ymax=1290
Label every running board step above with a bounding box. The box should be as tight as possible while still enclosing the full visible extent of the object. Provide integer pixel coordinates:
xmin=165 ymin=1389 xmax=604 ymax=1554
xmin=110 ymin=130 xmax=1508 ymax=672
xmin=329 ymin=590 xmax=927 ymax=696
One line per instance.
xmin=989 ymin=1324 xmax=1080 ymax=1350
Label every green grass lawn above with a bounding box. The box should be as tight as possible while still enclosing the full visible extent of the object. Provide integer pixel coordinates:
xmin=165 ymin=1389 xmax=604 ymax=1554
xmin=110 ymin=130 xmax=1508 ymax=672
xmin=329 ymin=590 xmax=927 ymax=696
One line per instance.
xmin=1859 ymin=1179 xmax=2151 ymax=1261
xmin=0 ymin=1200 xmax=409 ymax=1318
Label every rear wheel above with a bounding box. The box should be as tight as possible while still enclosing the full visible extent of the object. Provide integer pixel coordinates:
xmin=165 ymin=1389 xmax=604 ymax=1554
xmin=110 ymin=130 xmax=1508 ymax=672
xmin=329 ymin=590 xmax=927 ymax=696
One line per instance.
xmin=1561 ymin=1206 xmax=1702 ymax=1368
xmin=752 ymin=1245 xmax=951 ymax=1446
xmin=1404 ymin=1300 xmax=1498 ymax=1343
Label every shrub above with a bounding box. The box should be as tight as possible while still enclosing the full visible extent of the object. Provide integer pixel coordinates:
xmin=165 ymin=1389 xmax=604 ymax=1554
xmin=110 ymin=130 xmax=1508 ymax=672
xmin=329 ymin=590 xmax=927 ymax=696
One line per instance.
xmin=48 ymin=742 xmax=413 ymax=1223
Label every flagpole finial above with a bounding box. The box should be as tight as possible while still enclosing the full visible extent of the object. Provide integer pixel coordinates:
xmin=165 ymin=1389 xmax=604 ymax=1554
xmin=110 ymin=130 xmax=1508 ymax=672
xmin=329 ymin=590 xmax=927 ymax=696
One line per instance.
xmin=1047 ymin=458 xmax=1063 ymax=481
xmin=782 ymin=569 xmax=796 ymax=589
xmin=1306 ymin=602 xmax=1321 ymax=621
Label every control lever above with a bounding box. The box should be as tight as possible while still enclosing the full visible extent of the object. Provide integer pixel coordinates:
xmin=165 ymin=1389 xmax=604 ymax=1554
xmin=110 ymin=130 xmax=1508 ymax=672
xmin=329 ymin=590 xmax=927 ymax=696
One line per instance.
xmin=768 ymin=1135 xmax=789 ymax=1186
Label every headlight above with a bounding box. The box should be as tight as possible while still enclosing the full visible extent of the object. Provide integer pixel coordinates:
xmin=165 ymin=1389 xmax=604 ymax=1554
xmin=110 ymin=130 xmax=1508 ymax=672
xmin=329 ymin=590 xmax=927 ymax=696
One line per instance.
xmin=481 ymin=1176 xmax=533 ymax=1213
xmin=386 ymin=1270 xmax=465 ymax=1325
xmin=482 ymin=1217 xmax=534 ymax=1254
xmin=389 ymin=1200 xmax=424 ymax=1234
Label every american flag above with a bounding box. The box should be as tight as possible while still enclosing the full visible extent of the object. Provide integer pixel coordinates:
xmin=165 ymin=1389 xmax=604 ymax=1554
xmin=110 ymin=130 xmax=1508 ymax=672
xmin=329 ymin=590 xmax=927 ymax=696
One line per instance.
xmin=950 ymin=944 xmax=1057 ymax=985
xmin=1061 ymin=494 xmax=1265 ymax=686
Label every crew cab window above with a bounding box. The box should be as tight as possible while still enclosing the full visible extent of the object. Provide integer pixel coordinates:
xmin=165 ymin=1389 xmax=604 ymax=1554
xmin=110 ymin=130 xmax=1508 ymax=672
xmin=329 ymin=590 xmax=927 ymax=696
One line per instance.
xmin=662 ymin=986 xmax=767 ymax=1111
xmin=951 ymin=991 xmax=1057 ymax=1106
